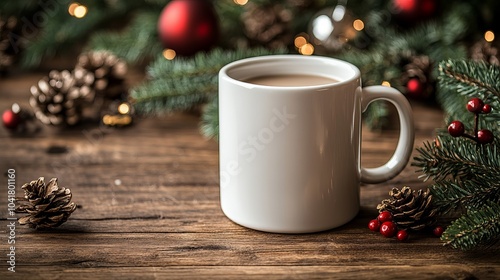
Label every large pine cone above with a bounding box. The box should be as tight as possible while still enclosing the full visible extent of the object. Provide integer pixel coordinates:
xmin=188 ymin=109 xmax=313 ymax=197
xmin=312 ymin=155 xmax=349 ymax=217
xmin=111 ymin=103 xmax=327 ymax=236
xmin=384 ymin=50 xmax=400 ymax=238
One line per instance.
xmin=470 ymin=40 xmax=499 ymax=66
xmin=75 ymin=51 xmax=128 ymax=99
xmin=242 ymin=3 xmax=293 ymax=49
xmin=377 ymin=186 xmax=438 ymax=231
xmin=29 ymin=70 xmax=95 ymax=125
xmin=17 ymin=177 xmax=77 ymax=229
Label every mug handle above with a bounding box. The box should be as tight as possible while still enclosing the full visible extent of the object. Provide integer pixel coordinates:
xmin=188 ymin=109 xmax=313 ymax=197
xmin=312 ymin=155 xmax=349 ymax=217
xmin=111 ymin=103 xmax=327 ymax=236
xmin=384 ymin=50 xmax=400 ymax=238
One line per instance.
xmin=360 ymin=86 xmax=415 ymax=184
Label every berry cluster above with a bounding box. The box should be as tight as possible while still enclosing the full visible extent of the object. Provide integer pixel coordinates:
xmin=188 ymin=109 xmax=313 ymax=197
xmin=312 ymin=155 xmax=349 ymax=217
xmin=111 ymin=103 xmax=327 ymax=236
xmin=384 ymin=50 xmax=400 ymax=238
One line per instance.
xmin=448 ymin=97 xmax=494 ymax=144
xmin=368 ymin=211 xmax=445 ymax=241
xmin=368 ymin=211 xmax=409 ymax=241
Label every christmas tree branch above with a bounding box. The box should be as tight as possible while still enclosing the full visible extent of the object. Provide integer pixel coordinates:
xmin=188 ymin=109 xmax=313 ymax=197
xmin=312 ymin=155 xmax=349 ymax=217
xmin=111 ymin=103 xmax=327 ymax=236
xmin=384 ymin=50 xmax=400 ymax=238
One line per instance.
xmin=200 ymin=96 xmax=219 ymax=140
xmin=439 ymin=59 xmax=500 ymax=99
xmin=431 ymin=179 xmax=500 ymax=213
xmin=130 ymin=47 xmax=287 ymax=129
xmin=441 ymin=202 xmax=500 ymax=250
xmin=87 ymin=11 xmax=162 ymax=64
xmin=438 ymin=60 xmax=500 ymax=129
xmin=413 ymin=135 xmax=500 ymax=182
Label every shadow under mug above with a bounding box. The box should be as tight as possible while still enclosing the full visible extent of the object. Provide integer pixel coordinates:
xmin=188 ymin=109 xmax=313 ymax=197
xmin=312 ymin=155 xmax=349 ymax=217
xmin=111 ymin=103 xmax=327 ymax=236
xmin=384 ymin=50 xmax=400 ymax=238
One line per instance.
xmin=218 ymin=55 xmax=414 ymax=233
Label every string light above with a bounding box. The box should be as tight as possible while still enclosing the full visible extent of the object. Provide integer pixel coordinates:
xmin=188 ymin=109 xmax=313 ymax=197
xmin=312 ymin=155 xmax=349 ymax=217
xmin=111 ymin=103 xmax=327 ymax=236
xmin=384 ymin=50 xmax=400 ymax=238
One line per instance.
xmin=233 ymin=0 xmax=248 ymax=5
xmin=300 ymin=43 xmax=314 ymax=55
xmin=381 ymin=81 xmax=391 ymax=87
xmin=353 ymin=19 xmax=364 ymax=31
xmin=68 ymin=3 xmax=79 ymax=16
xmin=294 ymin=35 xmax=307 ymax=49
xmin=162 ymin=49 xmax=176 ymax=60
xmin=69 ymin=3 xmax=87 ymax=18
xmin=118 ymin=103 xmax=130 ymax=115
xmin=74 ymin=5 xmax=88 ymax=18
xmin=484 ymin=30 xmax=495 ymax=42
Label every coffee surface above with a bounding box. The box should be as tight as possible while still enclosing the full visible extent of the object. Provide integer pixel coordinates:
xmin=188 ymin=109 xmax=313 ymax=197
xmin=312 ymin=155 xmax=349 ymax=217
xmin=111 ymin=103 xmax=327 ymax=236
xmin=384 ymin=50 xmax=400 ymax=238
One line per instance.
xmin=244 ymin=74 xmax=338 ymax=87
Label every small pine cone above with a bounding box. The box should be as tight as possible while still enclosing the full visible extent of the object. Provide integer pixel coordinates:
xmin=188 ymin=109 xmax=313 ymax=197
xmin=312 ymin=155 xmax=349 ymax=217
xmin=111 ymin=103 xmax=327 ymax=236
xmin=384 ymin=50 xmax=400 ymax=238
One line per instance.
xmin=17 ymin=177 xmax=77 ymax=229
xmin=29 ymin=70 xmax=95 ymax=126
xmin=377 ymin=186 xmax=439 ymax=231
xmin=401 ymin=55 xmax=435 ymax=98
xmin=470 ymin=40 xmax=499 ymax=66
xmin=0 ymin=15 xmax=21 ymax=73
xmin=242 ymin=3 xmax=293 ymax=49
xmin=75 ymin=51 xmax=128 ymax=99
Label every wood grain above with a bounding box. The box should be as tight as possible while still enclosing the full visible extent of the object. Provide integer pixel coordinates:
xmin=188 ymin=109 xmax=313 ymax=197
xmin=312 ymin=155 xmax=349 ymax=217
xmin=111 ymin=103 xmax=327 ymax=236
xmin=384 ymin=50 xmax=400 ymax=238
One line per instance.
xmin=0 ymin=71 xmax=498 ymax=279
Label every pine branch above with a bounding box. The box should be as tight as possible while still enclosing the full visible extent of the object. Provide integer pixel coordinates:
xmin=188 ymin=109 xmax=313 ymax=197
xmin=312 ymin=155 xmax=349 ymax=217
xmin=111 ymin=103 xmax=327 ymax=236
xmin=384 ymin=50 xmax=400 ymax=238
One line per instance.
xmin=131 ymin=47 xmax=287 ymax=117
xmin=431 ymin=179 xmax=500 ymax=213
xmin=87 ymin=11 xmax=162 ymax=64
xmin=439 ymin=60 xmax=500 ymax=99
xmin=438 ymin=60 xmax=500 ymax=130
xmin=200 ymin=96 xmax=218 ymax=140
xmin=441 ymin=202 xmax=500 ymax=250
xmin=413 ymin=135 xmax=500 ymax=182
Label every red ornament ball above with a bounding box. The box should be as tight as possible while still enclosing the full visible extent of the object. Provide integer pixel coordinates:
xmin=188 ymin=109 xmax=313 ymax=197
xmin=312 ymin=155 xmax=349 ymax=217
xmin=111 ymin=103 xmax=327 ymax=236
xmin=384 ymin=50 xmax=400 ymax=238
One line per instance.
xmin=448 ymin=120 xmax=465 ymax=137
xmin=467 ymin=97 xmax=484 ymax=113
xmin=396 ymin=230 xmax=409 ymax=241
xmin=157 ymin=0 xmax=219 ymax=56
xmin=368 ymin=219 xmax=381 ymax=232
xmin=482 ymin=104 xmax=492 ymax=114
xmin=406 ymin=78 xmax=424 ymax=97
xmin=2 ymin=108 xmax=21 ymax=130
xmin=380 ymin=221 xmax=397 ymax=238
xmin=377 ymin=211 xmax=393 ymax=223
xmin=391 ymin=0 xmax=437 ymax=21
xmin=478 ymin=129 xmax=494 ymax=144
xmin=433 ymin=226 xmax=444 ymax=237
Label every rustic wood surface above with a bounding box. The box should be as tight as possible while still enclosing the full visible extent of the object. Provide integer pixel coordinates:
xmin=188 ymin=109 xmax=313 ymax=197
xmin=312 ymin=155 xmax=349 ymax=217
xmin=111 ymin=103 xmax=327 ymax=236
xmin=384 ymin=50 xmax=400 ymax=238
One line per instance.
xmin=1 ymin=70 xmax=499 ymax=279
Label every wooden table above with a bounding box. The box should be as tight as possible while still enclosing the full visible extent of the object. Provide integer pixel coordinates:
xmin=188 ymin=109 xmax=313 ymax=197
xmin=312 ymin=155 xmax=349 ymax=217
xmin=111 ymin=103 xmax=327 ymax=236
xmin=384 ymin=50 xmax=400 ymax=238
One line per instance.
xmin=1 ymin=71 xmax=499 ymax=279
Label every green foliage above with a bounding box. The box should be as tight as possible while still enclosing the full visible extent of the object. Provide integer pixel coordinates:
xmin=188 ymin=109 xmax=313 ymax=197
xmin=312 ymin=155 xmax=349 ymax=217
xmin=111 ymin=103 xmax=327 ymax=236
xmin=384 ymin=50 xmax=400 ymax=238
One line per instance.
xmin=200 ymin=97 xmax=219 ymax=141
xmin=414 ymin=59 xmax=500 ymax=250
xmin=131 ymin=47 xmax=287 ymax=137
xmin=87 ymin=11 xmax=162 ymax=64
xmin=441 ymin=202 xmax=500 ymax=250
xmin=438 ymin=60 xmax=500 ymax=130
xmin=414 ymin=135 xmax=500 ymax=182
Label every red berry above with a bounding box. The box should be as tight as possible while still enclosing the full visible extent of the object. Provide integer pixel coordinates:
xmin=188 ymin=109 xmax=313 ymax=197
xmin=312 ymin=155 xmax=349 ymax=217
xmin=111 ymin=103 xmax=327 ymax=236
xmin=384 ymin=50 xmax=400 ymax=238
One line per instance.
xmin=477 ymin=129 xmax=494 ymax=144
xmin=368 ymin=219 xmax=380 ymax=232
xmin=377 ymin=211 xmax=393 ymax=223
xmin=433 ymin=226 xmax=444 ymax=237
xmin=406 ymin=78 xmax=423 ymax=97
xmin=482 ymin=104 xmax=492 ymax=114
xmin=448 ymin=121 xmax=465 ymax=137
xmin=467 ymin=98 xmax=484 ymax=113
xmin=2 ymin=109 xmax=21 ymax=130
xmin=380 ymin=221 xmax=397 ymax=238
xmin=397 ymin=230 xmax=409 ymax=241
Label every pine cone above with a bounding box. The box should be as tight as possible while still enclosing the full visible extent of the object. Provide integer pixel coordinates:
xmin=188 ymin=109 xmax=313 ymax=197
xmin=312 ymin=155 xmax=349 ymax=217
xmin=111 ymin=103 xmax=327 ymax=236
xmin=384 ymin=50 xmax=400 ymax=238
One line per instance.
xmin=242 ymin=3 xmax=293 ymax=49
xmin=377 ymin=186 xmax=438 ymax=231
xmin=29 ymin=70 xmax=95 ymax=126
xmin=17 ymin=177 xmax=77 ymax=229
xmin=0 ymin=15 xmax=21 ymax=73
xmin=75 ymin=51 xmax=128 ymax=99
xmin=401 ymin=55 xmax=435 ymax=99
xmin=470 ymin=40 xmax=499 ymax=66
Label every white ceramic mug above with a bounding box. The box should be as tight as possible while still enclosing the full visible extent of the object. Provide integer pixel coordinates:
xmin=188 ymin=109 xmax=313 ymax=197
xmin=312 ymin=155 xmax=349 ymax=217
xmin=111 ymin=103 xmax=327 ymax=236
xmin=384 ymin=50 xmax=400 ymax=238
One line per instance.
xmin=218 ymin=55 xmax=414 ymax=233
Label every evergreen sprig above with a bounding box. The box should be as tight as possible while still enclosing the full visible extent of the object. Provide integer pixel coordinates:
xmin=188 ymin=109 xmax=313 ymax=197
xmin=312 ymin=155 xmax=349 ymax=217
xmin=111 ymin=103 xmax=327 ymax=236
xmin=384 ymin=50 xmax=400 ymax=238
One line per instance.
xmin=438 ymin=60 xmax=500 ymax=129
xmin=87 ymin=11 xmax=162 ymax=64
xmin=130 ymin=47 xmax=287 ymax=137
xmin=441 ymin=202 xmax=500 ymax=250
xmin=413 ymin=135 xmax=500 ymax=182
xmin=200 ymin=97 xmax=219 ymax=140
xmin=414 ymin=59 xmax=500 ymax=250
